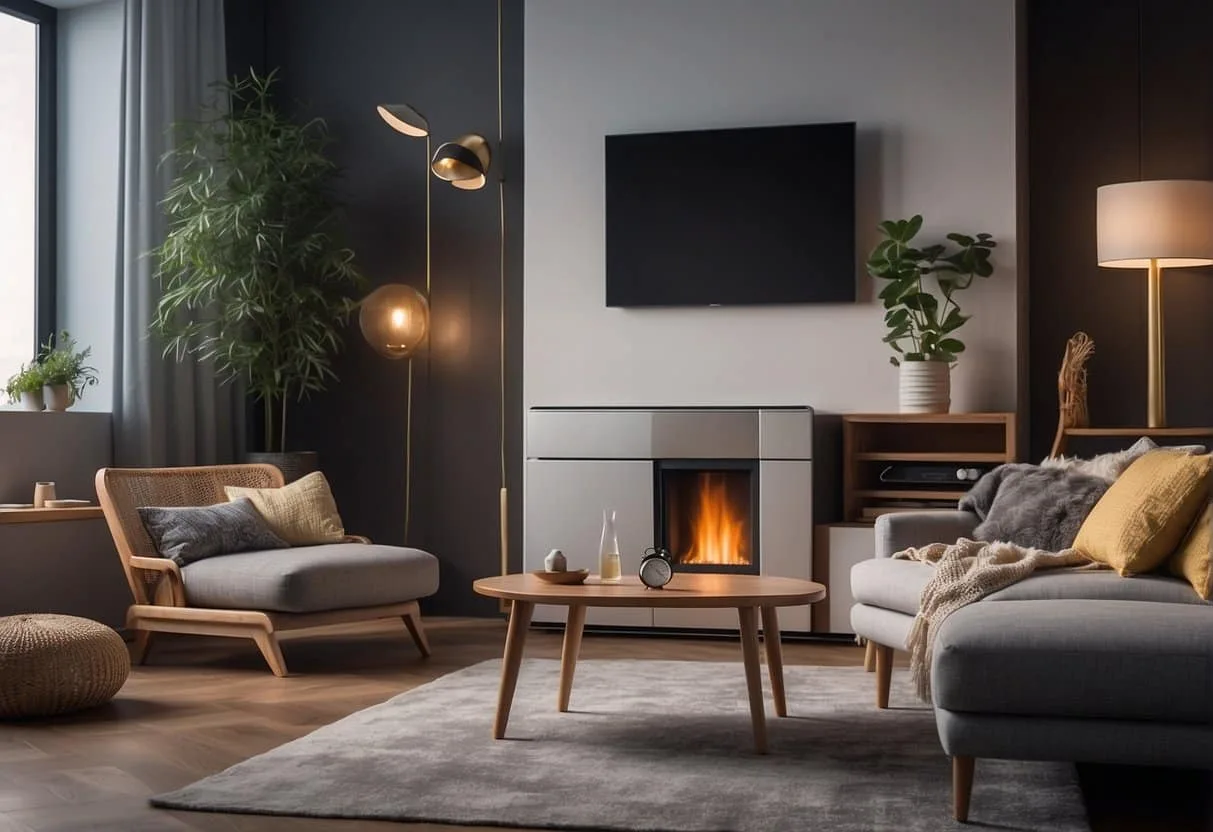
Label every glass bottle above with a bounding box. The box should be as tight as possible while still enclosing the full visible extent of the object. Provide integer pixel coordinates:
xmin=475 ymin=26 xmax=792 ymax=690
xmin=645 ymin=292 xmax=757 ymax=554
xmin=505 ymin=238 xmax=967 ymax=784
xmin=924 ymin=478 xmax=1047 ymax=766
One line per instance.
xmin=598 ymin=508 xmax=622 ymax=583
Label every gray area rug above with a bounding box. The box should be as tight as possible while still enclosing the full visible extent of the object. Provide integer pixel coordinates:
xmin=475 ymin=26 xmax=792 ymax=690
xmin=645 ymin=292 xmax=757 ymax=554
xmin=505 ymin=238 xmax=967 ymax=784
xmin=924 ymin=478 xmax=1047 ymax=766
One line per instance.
xmin=153 ymin=659 xmax=1089 ymax=831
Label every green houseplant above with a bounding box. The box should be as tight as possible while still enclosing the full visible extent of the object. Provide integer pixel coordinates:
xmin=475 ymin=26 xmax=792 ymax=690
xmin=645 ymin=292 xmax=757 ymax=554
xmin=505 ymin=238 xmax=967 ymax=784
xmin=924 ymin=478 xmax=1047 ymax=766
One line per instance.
xmin=149 ymin=69 xmax=363 ymax=474
xmin=866 ymin=216 xmax=996 ymax=413
xmin=38 ymin=331 xmax=99 ymax=411
xmin=5 ymin=362 xmax=47 ymax=411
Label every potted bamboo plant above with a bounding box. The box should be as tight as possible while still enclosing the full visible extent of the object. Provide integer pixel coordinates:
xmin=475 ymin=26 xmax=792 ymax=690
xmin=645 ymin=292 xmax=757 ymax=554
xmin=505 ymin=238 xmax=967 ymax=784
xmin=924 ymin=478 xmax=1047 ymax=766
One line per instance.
xmin=149 ymin=69 xmax=364 ymax=480
xmin=866 ymin=216 xmax=996 ymax=413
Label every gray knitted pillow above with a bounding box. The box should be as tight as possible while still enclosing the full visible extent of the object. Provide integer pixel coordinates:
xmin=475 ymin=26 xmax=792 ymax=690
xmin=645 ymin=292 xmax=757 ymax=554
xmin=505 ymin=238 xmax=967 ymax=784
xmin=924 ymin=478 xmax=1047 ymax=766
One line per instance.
xmin=138 ymin=498 xmax=289 ymax=567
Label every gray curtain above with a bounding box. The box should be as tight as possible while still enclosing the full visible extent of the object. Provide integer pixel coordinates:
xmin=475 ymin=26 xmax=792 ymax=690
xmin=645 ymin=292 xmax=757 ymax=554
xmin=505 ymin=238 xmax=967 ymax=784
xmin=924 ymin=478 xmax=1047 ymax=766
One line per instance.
xmin=113 ymin=0 xmax=243 ymax=467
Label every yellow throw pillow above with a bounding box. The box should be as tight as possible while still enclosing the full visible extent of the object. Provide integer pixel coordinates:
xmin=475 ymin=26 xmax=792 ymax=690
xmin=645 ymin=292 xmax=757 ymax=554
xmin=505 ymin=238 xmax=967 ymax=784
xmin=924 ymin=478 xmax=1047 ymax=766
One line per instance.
xmin=1074 ymin=450 xmax=1212 ymax=575
xmin=1169 ymin=501 xmax=1212 ymax=599
xmin=224 ymin=471 xmax=345 ymax=546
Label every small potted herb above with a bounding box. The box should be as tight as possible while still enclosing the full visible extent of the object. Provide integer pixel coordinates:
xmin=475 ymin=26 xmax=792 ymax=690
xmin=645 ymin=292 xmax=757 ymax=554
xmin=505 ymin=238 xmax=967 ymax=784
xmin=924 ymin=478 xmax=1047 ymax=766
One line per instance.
xmin=4 ymin=362 xmax=47 ymax=411
xmin=37 ymin=331 xmax=98 ymax=412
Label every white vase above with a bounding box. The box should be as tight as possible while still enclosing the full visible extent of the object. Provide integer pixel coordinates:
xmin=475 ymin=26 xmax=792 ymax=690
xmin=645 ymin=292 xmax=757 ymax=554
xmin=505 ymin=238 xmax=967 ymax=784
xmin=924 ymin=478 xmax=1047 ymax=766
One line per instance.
xmin=19 ymin=390 xmax=43 ymax=411
xmin=898 ymin=360 xmax=951 ymax=413
xmin=43 ymin=385 xmax=71 ymax=412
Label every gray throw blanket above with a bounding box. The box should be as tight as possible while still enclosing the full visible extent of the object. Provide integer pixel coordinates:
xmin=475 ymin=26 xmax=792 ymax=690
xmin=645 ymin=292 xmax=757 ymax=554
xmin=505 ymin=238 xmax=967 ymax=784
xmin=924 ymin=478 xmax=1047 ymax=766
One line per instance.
xmin=959 ymin=464 xmax=1109 ymax=550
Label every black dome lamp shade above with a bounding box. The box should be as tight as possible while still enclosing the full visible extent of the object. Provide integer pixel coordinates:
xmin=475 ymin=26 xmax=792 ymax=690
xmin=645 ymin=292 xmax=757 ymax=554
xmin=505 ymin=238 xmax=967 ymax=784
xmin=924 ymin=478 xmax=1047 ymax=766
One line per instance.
xmin=376 ymin=103 xmax=429 ymax=138
xmin=431 ymin=134 xmax=491 ymax=190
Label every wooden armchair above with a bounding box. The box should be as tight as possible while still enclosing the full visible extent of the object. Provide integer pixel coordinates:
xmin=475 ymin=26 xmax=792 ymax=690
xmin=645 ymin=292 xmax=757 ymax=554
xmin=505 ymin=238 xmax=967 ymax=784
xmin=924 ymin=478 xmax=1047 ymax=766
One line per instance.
xmin=96 ymin=464 xmax=436 ymax=676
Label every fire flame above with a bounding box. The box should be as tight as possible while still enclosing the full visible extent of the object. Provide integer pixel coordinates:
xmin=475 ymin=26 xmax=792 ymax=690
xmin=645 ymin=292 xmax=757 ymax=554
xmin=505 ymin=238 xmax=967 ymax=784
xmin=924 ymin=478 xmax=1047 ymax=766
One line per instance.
xmin=682 ymin=473 xmax=750 ymax=565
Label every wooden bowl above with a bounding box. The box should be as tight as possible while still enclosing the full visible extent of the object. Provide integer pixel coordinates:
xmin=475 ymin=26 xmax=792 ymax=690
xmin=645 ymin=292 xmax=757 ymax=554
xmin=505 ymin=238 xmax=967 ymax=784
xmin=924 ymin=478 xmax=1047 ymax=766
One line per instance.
xmin=530 ymin=568 xmax=590 ymax=585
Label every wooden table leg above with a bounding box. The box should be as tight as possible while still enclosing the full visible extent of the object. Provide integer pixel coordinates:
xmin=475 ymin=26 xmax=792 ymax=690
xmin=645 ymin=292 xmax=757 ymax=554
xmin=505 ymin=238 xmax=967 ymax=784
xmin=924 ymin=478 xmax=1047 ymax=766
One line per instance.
xmin=558 ymin=604 xmax=586 ymax=712
xmin=493 ymin=600 xmax=534 ymax=739
xmin=737 ymin=606 xmax=768 ymax=754
xmin=760 ymin=606 xmax=787 ymax=717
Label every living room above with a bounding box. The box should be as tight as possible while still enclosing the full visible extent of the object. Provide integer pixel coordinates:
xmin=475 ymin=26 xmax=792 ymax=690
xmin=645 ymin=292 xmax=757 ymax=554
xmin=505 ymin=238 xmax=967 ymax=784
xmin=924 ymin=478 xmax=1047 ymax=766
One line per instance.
xmin=1 ymin=0 xmax=1210 ymax=829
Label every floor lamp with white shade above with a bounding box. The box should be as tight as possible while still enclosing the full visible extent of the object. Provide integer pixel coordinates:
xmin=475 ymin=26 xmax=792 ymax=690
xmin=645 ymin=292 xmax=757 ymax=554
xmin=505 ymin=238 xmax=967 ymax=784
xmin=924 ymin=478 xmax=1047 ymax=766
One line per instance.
xmin=1097 ymin=179 xmax=1213 ymax=428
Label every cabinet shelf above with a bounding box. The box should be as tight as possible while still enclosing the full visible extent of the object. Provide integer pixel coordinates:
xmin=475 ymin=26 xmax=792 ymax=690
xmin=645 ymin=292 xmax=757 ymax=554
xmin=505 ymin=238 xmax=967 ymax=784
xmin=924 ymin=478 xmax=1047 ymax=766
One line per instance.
xmin=855 ymin=451 xmax=1007 ymax=463
xmin=854 ymin=488 xmax=969 ymax=501
xmin=842 ymin=412 xmax=1015 ymax=524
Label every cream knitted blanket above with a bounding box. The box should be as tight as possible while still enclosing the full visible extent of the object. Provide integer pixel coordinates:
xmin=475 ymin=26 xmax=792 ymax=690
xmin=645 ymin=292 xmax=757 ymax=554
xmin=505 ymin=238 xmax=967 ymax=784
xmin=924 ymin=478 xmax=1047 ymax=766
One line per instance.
xmin=893 ymin=538 xmax=1094 ymax=701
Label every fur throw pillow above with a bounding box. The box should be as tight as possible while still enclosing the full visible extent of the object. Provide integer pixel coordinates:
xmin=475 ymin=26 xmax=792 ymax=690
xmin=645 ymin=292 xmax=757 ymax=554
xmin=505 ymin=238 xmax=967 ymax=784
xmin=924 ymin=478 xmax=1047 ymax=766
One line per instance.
xmin=960 ymin=465 xmax=1109 ymax=551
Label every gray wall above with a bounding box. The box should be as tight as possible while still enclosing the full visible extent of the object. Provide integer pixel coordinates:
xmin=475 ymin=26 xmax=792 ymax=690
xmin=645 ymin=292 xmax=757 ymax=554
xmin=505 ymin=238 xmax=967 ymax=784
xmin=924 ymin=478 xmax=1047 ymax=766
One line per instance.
xmin=0 ymin=412 xmax=128 ymax=628
xmin=524 ymin=0 xmax=1020 ymax=415
xmin=225 ymin=0 xmax=525 ymax=616
xmin=56 ymin=0 xmax=122 ymax=413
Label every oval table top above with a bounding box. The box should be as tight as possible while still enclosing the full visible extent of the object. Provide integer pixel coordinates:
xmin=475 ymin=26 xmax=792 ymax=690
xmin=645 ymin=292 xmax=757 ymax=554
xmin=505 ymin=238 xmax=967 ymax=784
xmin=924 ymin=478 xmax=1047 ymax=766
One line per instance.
xmin=472 ymin=573 xmax=826 ymax=608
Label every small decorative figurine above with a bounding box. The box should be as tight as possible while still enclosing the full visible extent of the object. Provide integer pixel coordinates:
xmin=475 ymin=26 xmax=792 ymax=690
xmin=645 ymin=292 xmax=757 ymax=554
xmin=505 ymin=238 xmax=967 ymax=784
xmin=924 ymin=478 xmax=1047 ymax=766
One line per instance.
xmin=544 ymin=548 xmax=568 ymax=573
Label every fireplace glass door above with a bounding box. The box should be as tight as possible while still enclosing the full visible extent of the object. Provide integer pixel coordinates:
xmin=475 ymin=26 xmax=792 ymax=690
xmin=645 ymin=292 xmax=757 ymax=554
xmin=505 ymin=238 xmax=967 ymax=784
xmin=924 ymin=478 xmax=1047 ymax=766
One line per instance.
xmin=656 ymin=460 xmax=759 ymax=575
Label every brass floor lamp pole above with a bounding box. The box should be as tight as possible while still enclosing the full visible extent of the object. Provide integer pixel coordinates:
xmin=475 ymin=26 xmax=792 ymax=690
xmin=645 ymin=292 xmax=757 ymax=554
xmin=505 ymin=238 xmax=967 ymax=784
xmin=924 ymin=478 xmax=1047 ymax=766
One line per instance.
xmin=1145 ymin=258 xmax=1164 ymax=428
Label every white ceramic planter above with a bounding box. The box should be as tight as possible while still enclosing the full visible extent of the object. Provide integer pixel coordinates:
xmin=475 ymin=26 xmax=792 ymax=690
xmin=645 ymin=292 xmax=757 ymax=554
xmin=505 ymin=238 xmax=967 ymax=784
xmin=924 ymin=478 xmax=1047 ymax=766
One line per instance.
xmin=43 ymin=384 xmax=72 ymax=412
xmin=898 ymin=360 xmax=951 ymax=414
xmin=19 ymin=390 xmax=44 ymax=411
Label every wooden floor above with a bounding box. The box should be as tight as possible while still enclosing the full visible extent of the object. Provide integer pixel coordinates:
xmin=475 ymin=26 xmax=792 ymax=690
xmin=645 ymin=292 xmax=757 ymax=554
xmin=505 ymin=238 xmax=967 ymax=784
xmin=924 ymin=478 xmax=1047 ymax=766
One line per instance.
xmin=0 ymin=618 xmax=1207 ymax=831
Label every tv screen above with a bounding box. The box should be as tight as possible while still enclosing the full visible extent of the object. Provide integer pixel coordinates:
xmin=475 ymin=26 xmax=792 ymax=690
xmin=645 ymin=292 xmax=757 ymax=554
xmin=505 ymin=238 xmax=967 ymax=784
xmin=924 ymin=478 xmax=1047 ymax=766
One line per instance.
xmin=605 ymin=122 xmax=856 ymax=307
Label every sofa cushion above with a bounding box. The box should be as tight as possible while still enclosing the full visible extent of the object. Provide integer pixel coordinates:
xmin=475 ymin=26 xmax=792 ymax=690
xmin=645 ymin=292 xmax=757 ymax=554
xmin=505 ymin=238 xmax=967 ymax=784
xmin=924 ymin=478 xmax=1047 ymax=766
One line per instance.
xmin=852 ymin=558 xmax=1205 ymax=617
xmin=181 ymin=544 xmax=440 ymax=613
xmin=1169 ymin=501 xmax=1213 ymax=599
xmin=932 ymin=600 xmax=1213 ymax=724
xmin=1074 ymin=450 xmax=1212 ymax=575
xmin=851 ymin=558 xmax=933 ymax=615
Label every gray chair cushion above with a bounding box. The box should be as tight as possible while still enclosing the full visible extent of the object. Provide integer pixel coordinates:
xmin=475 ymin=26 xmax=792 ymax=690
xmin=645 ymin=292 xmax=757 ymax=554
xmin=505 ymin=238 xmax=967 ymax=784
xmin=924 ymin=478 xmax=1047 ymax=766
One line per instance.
xmin=932 ymin=600 xmax=1213 ymax=724
xmin=181 ymin=544 xmax=440 ymax=614
xmin=852 ymin=558 xmax=1205 ymax=617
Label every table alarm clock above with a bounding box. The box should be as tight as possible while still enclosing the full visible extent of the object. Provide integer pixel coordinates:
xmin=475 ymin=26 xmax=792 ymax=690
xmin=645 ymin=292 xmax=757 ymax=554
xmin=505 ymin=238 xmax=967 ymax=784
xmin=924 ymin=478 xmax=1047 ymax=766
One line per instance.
xmin=638 ymin=546 xmax=674 ymax=589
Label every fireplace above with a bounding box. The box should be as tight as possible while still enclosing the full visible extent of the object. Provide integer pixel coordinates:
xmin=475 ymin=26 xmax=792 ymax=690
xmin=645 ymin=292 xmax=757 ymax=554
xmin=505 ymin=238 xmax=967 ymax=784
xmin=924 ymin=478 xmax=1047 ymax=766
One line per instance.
xmin=525 ymin=406 xmax=813 ymax=631
xmin=655 ymin=460 xmax=759 ymax=575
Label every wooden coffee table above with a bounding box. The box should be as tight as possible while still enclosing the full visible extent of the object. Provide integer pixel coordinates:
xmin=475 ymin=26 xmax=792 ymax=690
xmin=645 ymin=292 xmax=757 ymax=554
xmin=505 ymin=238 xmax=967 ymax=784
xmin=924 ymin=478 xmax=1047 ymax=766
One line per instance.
xmin=471 ymin=573 xmax=826 ymax=754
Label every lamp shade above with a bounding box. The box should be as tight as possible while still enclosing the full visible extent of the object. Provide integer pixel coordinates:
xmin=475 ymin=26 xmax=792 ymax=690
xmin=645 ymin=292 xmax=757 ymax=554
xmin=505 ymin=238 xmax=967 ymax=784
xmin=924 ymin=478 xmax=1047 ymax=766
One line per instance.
xmin=376 ymin=103 xmax=429 ymax=138
xmin=431 ymin=134 xmax=491 ymax=190
xmin=1097 ymin=180 xmax=1213 ymax=268
xmin=359 ymin=284 xmax=430 ymax=359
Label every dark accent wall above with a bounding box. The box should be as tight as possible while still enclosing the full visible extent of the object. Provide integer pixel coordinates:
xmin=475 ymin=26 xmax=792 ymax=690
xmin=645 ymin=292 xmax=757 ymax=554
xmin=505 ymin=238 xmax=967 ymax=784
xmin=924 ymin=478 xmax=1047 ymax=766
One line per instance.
xmin=1028 ymin=0 xmax=1213 ymax=459
xmin=224 ymin=0 xmax=523 ymax=616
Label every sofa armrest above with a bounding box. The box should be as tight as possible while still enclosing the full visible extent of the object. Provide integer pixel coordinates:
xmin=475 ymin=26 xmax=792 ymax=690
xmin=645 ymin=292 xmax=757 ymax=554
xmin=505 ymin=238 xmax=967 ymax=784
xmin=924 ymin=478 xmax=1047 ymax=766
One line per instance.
xmin=874 ymin=510 xmax=979 ymax=558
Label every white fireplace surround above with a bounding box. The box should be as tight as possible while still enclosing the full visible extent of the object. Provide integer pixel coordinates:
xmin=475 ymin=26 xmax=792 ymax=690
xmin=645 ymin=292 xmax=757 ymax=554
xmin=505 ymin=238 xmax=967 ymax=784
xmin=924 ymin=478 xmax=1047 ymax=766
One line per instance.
xmin=524 ymin=407 xmax=814 ymax=631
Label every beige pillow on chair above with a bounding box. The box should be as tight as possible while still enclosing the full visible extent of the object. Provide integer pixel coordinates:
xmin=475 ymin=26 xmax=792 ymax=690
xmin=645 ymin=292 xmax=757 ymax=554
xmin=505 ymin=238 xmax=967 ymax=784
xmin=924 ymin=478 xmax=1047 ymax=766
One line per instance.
xmin=225 ymin=471 xmax=345 ymax=546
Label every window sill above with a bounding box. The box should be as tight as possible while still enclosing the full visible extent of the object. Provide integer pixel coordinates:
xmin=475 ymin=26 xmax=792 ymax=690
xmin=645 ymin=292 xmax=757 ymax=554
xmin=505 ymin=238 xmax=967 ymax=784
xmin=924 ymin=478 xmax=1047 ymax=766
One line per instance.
xmin=0 ymin=506 xmax=104 ymax=525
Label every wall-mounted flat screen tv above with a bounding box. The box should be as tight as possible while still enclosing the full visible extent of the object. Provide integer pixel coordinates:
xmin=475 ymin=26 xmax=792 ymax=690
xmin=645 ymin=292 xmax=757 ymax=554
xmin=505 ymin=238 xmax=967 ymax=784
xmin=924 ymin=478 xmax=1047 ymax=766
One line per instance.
xmin=605 ymin=122 xmax=856 ymax=307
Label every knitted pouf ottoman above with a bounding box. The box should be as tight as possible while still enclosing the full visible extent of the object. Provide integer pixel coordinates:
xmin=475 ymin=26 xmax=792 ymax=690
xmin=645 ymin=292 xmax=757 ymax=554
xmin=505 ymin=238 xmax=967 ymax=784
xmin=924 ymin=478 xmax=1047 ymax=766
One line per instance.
xmin=0 ymin=614 xmax=130 ymax=718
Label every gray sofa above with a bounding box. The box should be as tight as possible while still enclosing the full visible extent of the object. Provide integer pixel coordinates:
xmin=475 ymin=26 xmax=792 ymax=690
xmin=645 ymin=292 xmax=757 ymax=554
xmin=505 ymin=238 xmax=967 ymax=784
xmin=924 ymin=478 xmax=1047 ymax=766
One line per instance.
xmin=851 ymin=510 xmax=1213 ymax=822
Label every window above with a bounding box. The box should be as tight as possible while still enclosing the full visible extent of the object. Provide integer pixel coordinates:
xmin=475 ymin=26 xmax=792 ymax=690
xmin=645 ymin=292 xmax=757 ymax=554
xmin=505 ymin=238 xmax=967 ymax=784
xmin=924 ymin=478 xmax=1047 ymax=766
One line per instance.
xmin=0 ymin=1 xmax=54 ymax=391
